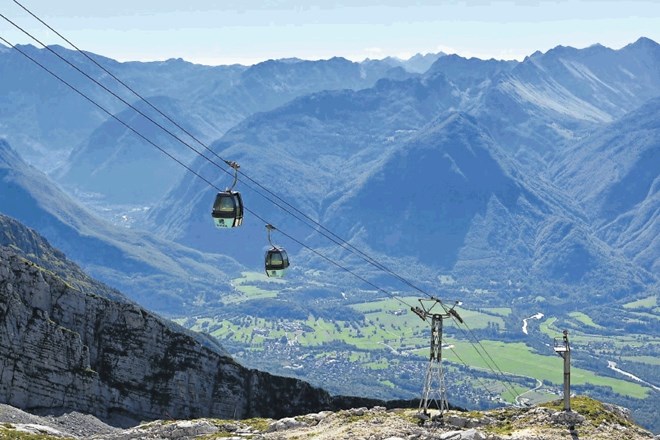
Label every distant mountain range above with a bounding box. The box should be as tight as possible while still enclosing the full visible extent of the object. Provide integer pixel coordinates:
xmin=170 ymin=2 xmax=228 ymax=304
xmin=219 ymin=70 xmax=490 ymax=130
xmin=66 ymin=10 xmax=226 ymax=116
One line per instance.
xmin=1 ymin=38 xmax=658 ymax=307
xmin=143 ymin=37 xmax=659 ymax=303
xmin=1 ymin=44 xmax=431 ymax=203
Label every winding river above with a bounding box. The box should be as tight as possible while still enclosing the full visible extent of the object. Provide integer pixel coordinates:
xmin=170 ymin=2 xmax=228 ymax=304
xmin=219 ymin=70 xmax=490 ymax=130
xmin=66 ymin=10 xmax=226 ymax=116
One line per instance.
xmin=522 ymin=312 xmax=544 ymax=335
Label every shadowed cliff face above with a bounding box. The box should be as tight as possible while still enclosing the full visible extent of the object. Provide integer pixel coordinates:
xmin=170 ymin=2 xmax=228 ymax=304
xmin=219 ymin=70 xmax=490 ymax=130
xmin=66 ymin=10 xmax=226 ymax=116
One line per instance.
xmin=1 ymin=245 xmax=254 ymax=425
xmin=0 ymin=216 xmax=381 ymax=427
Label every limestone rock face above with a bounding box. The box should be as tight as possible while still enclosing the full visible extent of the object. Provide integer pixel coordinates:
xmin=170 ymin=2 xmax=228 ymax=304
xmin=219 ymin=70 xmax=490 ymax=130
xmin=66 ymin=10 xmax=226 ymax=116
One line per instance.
xmin=0 ymin=216 xmax=344 ymax=426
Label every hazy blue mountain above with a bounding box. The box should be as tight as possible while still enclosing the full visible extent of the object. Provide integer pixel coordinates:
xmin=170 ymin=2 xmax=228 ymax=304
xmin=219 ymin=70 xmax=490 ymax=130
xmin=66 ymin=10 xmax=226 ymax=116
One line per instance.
xmin=52 ymin=96 xmax=205 ymax=204
xmin=146 ymin=73 xmax=465 ymax=266
xmin=146 ymin=80 xmax=653 ymax=302
xmin=0 ymin=44 xmax=111 ymax=171
xmin=195 ymin=56 xmax=410 ymax=135
xmin=378 ymin=52 xmax=445 ymax=74
xmin=0 ymin=44 xmax=402 ymax=204
xmin=425 ymin=54 xmax=516 ymax=91
xmin=4 ymin=45 xmax=402 ymax=182
xmin=0 ymin=44 xmax=243 ymax=172
xmin=552 ymin=97 xmax=660 ymax=273
xmin=3 ymin=39 xmax=659 ymax=428
xmin=472 ymin=37 xmax=660 ymax=167
xmin=0 ymin=138 xmax=242 ymax=313
xmin=321 ymin=113 xmax=652 ymax=299
xmin=147 ymin=38 xmax=660 ymax=264
xmin=403 ymin=52 xmax=446 ymax=73
xmin=4 ymin=38 xmax=659 ymax=304
xmin=509 ymin=38 xmax=660 ymax=122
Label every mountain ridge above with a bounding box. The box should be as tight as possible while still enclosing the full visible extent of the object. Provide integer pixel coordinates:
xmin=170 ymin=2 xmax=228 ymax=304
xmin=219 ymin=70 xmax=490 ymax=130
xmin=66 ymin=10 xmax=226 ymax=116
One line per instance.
xmin=552 ymin=98 xmax=660 ymax=274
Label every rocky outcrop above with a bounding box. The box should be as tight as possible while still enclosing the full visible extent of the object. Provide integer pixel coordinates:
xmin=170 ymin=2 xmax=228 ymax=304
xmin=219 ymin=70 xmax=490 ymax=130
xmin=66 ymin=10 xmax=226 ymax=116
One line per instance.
xmin=2 ymin=401 xmax=655 ymax=440
xmin=0 ymin=216 xmax=374 ymax=427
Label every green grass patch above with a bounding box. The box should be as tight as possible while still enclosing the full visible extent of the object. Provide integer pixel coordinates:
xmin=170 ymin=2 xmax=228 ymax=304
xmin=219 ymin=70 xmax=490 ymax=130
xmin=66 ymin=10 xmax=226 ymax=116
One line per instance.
xmin=220 ymin=271 xmax=285 ymax=303
xmin=623 ymin=295 xmax=657 ymax=309
xmin=485 ymin=307 xmax=512 ymax=317
xmin=445 ymin=340 xmax=650 ymax=399
xmin=351 ymin=299 xmax=504 ymax=331
xmin=0 ymin=426 xmax=74 ymax=440
xmin=539 ymin=317 xmax=558 ymax=337
xmin=620 ymin=355 xmax=660 ymax=366
xmin=501 ymin=384 xmax=528 ymax=402
xmin=364 ymin=358 xmax=389 ymax=370
xmin=241 ymin=418 xmax=270 ymax=432
xmin=176 ymin=306 xmax=654 ymax=406
xmin=629 ymin=311 xmax=660 ymax=321
xmin=568 ymin=312 xmax=604 ymax=329
xmin=541 ymin=395 xmax=631 ymax=426
xmin=233 ymin=271 xmax=285 ymax=285
xmin=380 ymin=379 xmax=396 ymax=388
xmin=484 ymin=407 xmax=520 ymax=435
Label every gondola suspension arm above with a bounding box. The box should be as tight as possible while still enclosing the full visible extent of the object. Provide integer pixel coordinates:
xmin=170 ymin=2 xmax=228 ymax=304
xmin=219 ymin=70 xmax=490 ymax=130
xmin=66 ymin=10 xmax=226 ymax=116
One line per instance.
xmin=225 ymin=160 xmax=240 ymax=191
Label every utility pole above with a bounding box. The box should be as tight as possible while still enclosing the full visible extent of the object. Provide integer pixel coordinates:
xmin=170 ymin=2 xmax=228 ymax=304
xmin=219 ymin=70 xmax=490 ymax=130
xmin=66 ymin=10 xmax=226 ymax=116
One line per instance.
xmin=411 ymin=298 xmax=463 ymax=422
xmin=553 ymin=330 xmax=571 ymax=411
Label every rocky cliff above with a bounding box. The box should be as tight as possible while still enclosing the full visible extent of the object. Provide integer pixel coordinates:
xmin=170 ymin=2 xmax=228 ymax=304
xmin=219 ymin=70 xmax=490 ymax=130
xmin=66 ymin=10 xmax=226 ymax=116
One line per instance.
xmin=0 ymin=214 xmax=378 ymax=427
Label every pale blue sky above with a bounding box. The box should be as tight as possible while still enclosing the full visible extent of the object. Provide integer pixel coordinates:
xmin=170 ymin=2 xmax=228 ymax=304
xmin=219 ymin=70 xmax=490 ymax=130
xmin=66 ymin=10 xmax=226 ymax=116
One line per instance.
xmin=2 ymin=1 xmax=659 ymax=65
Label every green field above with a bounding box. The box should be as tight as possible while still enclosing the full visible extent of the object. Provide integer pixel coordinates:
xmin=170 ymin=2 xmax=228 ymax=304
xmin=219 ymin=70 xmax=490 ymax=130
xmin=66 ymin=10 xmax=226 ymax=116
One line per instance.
xmin=445 ymin=341 xmax=649 ymax=398
xmin=350 ymin=297 xmax=505 ymax=330
xmin=175 ymin=282 xmax=656 ymax=404
xmin=621 ymin=356 xmax=660 ymax=366
xmin=623 ymin=295 xmax=657 ymax=309
xmin=568 ymin=312 xmax=605 ymax=329
xmin=220 ymin=271 xmax=284 ymax=303
xmin=539 ymin=316 xmax=655 ymax=348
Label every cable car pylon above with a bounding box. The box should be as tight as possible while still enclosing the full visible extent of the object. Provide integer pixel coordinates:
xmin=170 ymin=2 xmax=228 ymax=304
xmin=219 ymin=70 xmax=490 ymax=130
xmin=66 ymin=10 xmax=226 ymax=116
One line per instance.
xmin=211 ymin=161 xmax=244 ymax=229
xmin=411 ymin=298 xmax=463 ymax=424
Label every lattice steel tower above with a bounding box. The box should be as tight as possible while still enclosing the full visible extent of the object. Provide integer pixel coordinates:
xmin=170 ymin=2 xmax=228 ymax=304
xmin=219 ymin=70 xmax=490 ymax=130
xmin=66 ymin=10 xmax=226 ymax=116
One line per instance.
xmin=411 ymin=298 xmax=463 ymax=422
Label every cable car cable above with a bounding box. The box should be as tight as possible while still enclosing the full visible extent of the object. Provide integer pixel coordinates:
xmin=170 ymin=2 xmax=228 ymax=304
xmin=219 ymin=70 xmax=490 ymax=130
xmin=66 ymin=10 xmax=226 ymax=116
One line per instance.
xmin=0 ymin=34 xmax=225 ymax=197
xmin=2 ymin=5 xmax=512 ymax=321
xmin=0 ymin=12 xmax=238 ymax=184
xmin=447 ymin=346 xmax=500 ymax=403
xmin=1 ymin=19 xmax=516 ymax=399
xmin=0 ymin=32 xmax=416 ymax=312
xmin=0 ymin=11 xmax=520 ymax=400
xmin=6 ymin=0 xmax=452 ymax=299
xmin=3 ymin=6 xmax=420 ymax=287
xmin=5 ymin=6 xmax=502 ymax=347
xmin=2 ymin=24 xmax=516 ymax=401
xmin=456 ymin=319 xmax=522 ymax=400
xmin=10 ymin=0 xmax=237 ymax=175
